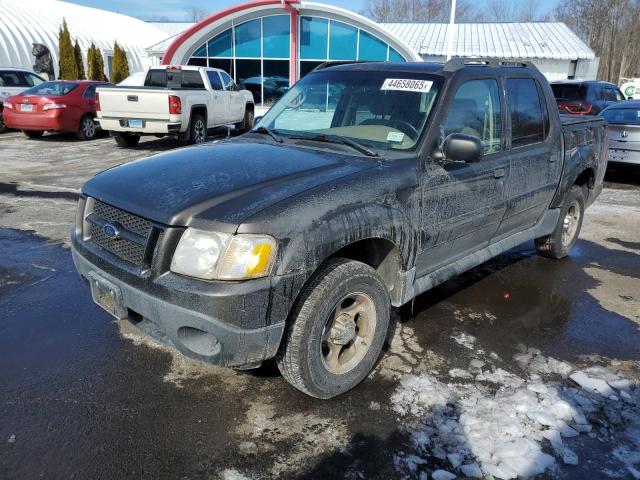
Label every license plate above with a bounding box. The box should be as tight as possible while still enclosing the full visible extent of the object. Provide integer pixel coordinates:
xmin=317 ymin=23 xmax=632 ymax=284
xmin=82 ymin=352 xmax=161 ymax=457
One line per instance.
xmin=88 ymin=272 xmax=127 ymax=319
xmin=21 ymin=104 xmax=33 ymax=112
xmin=128 ymin=119 xmax=143 ymax=128
xmin=609 ymin=150 xmax=628 ymax=162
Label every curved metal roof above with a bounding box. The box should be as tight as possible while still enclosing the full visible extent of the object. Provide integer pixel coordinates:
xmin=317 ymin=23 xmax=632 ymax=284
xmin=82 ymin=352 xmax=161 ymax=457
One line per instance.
xmin=0 ymin=0 xmax=167 ymax=76
xmin=382 ymin=22 xmax=595 ymax=61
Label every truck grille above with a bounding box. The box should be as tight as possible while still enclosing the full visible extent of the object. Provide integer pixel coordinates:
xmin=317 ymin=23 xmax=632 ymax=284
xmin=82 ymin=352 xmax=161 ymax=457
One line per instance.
xmin=86 ymin=200 xmax=159 ymax=268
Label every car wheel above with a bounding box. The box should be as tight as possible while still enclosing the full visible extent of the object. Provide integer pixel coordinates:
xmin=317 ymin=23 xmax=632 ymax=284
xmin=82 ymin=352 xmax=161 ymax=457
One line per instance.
xmin=276 ymin=258 xmax=391 ymax=399
xmin=189 ymin=114 xmax=207 ymax=144
xmin=23 ymin=130 xmax=44 ymax=139
xmin=535 ymin=185 xmax=585 ymax=259
xmin=76 ymin=114 xmax=97 ymax=141
xmin=113 ymin=132 xmax=140 ymax=148
xmin=237 ymin=106 xmax=254 ymax=133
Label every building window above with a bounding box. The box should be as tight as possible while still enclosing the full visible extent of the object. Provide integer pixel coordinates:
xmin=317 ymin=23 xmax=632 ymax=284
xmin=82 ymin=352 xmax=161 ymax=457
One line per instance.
xmin=329 ymin=22 xmax=358 ymax=60
xmin=186 ymin=13 xmax=406 ymax=106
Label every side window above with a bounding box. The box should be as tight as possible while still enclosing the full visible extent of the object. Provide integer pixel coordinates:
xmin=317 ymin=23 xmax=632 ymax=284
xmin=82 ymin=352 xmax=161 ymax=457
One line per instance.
xmin=614 ymin=88 xmax=624 ymax=101
xmin=207 ymin=71 xmax=223 ymax=90
xmin=0 ymin=71 xmax=24 ymax=87
xmin=21 ymin=73 xmax=45 ymax=87
xmin=443 ymin=79 xmax=502 ymax=154
xmin=83 ymin=85 xmax=97 ymax=98
xmin=182 ymin=70 xmax=205 ymax=89
xmin=506 ymin=78 xmax=545 ymax=148
xmin=219 ymin=71 xmax=236 ymax=91
xmin=595 ymin=86 xmax=607 ymax=101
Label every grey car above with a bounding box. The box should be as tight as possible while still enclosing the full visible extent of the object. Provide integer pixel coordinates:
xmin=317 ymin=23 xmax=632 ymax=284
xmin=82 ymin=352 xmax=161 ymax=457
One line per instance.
xmin=601 ymin=101 xmax=640 ymax=165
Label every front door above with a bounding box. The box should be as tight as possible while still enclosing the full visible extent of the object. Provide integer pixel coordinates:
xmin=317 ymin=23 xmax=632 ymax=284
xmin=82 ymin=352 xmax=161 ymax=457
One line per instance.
xmin=416 ymin=78 xmax=510 ymax=276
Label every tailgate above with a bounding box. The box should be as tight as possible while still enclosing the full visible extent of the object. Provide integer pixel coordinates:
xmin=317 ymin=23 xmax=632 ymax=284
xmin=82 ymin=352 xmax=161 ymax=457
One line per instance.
xmin=97 ymin=87 xmax=170 ymax=120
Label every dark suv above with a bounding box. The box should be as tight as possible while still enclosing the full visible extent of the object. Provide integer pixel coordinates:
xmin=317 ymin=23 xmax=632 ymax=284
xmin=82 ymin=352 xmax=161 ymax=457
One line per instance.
xmin=551 ymin=80 xmax=624 ymax=115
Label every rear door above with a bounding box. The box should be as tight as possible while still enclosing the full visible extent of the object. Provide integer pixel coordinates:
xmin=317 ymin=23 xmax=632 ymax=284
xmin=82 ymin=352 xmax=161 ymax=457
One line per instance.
xmin=417 ymin=77 xmax=509 ymax=275
xmin=206 ymin=70 xmax=227 ymax=125
xmin=495 ymin=77 xmax=560 ymax=239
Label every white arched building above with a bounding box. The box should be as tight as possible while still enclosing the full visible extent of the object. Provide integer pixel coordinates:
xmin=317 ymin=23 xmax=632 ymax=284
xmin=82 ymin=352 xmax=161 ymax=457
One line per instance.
xmin=0 ymin=0 xmax=167 ymax=79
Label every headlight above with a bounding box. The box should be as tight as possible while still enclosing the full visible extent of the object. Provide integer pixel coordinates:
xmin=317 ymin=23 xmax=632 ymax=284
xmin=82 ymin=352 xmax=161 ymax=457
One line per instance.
xmin=170 ymin=229 xmax=276 ymax=281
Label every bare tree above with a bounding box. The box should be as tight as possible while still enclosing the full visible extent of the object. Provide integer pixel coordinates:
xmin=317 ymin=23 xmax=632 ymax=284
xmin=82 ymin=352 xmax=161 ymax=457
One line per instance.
xmin=554 ymin=0 xmax=640 ymax=83
xmin=365 ymin=0 xmax=478 ymax=22
xmin=486 ymin=0 xmax=542 ymax=21
xmin=185 ymin=6 xmax=208 ymax=22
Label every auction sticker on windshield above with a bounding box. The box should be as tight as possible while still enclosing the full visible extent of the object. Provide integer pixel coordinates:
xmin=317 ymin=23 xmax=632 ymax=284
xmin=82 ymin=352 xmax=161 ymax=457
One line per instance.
xmin=381 ymin=79 xmax=433 ymax=93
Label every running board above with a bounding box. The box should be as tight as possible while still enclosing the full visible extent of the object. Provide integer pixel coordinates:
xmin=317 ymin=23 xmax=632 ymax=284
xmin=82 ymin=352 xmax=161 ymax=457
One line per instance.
xmin=399 ymin=208 xmax=560 ymax=305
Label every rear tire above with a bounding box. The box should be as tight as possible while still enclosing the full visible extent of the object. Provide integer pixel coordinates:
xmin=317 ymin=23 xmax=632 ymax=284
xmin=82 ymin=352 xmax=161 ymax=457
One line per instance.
xmin=237 ymin=105 xmax=254 ymax=133
xmin=535 ymin=185 xmax=585 ymax=259
xmin=188 ymin=114 xmax=207 ymax=144
xmin=113 ymin=132 xmax=140 ymax=148
xmin=23 ymin=130 xmax=44 ymax=139
xmin=76 ymin=114 xmax=97 ymax=141
xmin=276 ymin=258 xmax=390 ymax=399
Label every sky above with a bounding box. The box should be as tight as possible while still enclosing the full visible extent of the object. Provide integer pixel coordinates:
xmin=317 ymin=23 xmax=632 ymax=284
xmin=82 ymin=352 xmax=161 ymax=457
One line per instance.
xmin=66 ymin=0 xmax=560 ymax=22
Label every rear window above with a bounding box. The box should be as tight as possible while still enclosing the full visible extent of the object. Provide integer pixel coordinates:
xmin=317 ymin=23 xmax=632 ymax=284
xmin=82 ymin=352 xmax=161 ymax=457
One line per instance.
xmin=551 ymin=84 xmax=586 ymax=102
xmin=144 ymin=69 xmax=205 ymax=89
xmin=22 ymin=81 xmax=78 ymax=96
xmin=601 ymin=108 xmax=640 ymax=125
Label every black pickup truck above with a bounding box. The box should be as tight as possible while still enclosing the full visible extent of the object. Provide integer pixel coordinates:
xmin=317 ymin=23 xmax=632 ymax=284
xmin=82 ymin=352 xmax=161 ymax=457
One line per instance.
xmin=71 ymin=59 xmax=607 ymax=398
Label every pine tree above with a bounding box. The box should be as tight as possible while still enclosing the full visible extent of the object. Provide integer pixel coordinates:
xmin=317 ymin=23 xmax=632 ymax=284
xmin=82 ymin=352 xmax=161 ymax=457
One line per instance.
xmin=57 ymin=19 xmax=78 ymax=80
xmin=74 ymin=40 xmax=85 ymax=80
xmin=87 ymin=43 xmax=106 ymax=81
xmin=111 ymin=42 xmax=130 ymax=83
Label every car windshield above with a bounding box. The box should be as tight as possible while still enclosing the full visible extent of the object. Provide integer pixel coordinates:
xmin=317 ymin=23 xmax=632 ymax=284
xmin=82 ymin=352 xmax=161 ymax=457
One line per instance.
xmin=22 ymin=81 xmax=78 ymax=96
xmin=258 ymin=70 xmax=442 ymax=152
xmin=551 ymin=84 xmax=586 ymax=102
xmin=601 ymin=107 xmax=640 ymax=125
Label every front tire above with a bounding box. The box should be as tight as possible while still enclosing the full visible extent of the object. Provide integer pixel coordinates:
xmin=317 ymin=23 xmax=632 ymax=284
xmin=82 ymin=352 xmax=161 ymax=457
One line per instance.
xmin=277 ymin=258 xmax=391 ymax=399
xmin=113 ymin=132 xmax=140 ymax=148
xmin=23 ymin=130 xmax=44 ymax=139
xmin=76 ymin=114 xmax=97 ymax=140
xmin=237 ymin=105 xmax=254 ymax=133
xmin=535 ymin=185 xmax=585 ymax=259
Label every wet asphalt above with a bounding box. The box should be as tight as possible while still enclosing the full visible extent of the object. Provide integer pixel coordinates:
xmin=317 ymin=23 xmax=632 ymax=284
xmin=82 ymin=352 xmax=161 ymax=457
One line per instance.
xmin=0 ymin=132 xmax=639 ymax=479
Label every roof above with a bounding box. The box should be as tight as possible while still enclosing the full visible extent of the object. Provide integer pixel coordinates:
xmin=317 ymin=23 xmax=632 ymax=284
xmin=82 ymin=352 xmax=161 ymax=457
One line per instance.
xmin=381 ymin=22 xmax=595 ymax=61
xmin=147 ymin=22 xmax=196 ymax=37
xmin=603 ymin=100 xmax=640 ymax=109
xmin=551 ymin=80 xmax=616 ymax=85
xmin=0 ymin=0 xmax=167 ymax=76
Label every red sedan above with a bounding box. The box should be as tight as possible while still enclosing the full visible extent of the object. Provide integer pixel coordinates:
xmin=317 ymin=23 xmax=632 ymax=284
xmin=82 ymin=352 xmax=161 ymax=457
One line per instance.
xmin=3 ymin=80 xmax=110 ymax=140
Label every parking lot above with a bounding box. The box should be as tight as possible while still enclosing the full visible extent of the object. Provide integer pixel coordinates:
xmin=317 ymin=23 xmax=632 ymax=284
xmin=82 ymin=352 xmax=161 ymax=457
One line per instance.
xmin=1 ymin=131 xmax=639 ymax=479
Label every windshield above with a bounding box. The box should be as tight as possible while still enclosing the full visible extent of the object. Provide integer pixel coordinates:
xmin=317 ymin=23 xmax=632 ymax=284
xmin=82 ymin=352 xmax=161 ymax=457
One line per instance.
xmin=258 ymin=70 xmax=442 ymax=152
xmin=601 ymin=107 xmax=640 ymax=125
xmin=22 ymin=81 xmax=78 ymax=96
xmin=551 ymin=84 xmax=586 ymax=102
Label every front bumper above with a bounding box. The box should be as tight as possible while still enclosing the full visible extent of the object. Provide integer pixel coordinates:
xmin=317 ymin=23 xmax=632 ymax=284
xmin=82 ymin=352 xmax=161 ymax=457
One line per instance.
xmin=71 ymin=237 xmax=286 ymax=368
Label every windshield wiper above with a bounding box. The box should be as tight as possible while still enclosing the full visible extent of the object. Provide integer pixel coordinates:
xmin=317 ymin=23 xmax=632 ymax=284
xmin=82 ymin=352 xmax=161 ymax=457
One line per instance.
xmin=251 ymin=126 xmax=283 ymax=143
xmin=288 ymin=133 xmax=379 ymax=157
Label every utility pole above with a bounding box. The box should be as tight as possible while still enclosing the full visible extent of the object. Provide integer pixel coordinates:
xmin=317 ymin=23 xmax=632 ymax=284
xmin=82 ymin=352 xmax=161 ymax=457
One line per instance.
xmin=446 ymin=0 xmax=457 ymax=61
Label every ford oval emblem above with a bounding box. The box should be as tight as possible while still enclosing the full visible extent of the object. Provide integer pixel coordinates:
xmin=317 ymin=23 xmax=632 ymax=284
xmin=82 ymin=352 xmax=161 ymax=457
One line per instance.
xmin=103 ymin=223 xmax=120 ymax=239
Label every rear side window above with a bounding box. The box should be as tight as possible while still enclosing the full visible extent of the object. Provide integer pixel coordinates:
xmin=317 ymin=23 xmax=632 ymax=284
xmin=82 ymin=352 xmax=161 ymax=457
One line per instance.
xmin=0 ymin=71 xmax=26 ymax=87
xmin=182 ymin=70 xmax=205 ymax=89
xmin=207 ymin=71 xmax=223 ymax=90
xmin=507 ymin=78 xmax=545 ymax=148
xmin=443 ymin=79 xmax=502 ymax=154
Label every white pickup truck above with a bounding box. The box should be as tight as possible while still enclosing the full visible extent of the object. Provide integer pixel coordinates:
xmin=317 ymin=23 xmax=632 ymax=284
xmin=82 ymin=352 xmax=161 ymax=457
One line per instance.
xmin=96 ymin=66 xmax=255 ymax=147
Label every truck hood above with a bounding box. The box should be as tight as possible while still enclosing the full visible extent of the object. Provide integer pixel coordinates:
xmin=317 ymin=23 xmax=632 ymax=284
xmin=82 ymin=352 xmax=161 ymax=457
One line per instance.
xmin=82 ymin=141 xmax=375 ymax=230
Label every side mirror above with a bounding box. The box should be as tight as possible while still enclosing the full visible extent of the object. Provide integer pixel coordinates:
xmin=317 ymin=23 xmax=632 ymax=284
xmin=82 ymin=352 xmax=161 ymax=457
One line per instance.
xmin=442 ymin=133 xmax=483 ymax=163
xmin=254 ymin=115 xmax=263 ymax=125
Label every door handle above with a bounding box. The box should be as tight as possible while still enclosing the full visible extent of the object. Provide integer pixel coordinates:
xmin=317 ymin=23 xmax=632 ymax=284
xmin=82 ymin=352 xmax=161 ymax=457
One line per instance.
xmin=494 ymin=168 xmax=505 ymax=179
